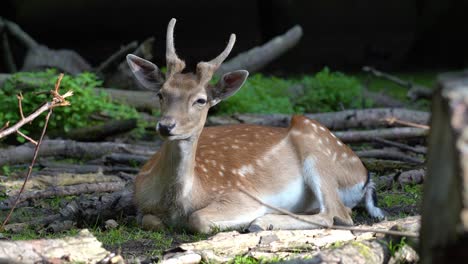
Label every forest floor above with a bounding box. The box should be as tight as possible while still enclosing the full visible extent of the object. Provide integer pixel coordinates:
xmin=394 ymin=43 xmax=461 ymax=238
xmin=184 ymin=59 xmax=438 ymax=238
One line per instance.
xmin=0 ymin=71 xmax=433 ymax=262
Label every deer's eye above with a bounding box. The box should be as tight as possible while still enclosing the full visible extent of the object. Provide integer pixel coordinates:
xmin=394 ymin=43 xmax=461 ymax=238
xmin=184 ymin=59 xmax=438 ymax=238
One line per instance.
xmin=156 ymin=92 xmax=163 ymax=100
xmin=195 ymin=98 xmax=207 ymax=105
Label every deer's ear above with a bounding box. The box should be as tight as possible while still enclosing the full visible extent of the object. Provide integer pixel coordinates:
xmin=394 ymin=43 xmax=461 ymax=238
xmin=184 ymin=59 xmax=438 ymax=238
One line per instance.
xmin=126 ymin=54 xmax=164 ymax=91
xmin=210 ymin=70 xmax=249 ymax=106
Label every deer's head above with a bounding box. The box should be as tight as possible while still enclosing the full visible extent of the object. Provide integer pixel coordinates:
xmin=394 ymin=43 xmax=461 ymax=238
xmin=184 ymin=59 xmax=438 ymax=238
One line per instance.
xmin=127 ymin=18 xmax=248 ymax=140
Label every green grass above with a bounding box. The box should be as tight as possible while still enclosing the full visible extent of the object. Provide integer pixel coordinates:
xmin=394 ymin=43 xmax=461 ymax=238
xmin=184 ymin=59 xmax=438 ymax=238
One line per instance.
xmin=379 ymin=184 xmax=422 ymax=209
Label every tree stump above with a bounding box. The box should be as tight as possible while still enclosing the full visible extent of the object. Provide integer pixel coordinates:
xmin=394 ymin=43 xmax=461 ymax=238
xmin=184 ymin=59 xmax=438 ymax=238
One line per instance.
xmin=420 ymin=71 xmax=468 ymax=263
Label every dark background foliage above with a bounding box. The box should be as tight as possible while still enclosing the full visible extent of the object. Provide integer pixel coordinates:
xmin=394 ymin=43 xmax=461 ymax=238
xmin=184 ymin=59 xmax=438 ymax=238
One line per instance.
xmin=1 ymin=0 xmax=468 ymax=74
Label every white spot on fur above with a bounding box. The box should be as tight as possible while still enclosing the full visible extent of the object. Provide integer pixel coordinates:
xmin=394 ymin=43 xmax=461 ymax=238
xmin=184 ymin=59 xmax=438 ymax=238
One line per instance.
xmin=319 ymin=126 xmax=326 ymax=131
xmin=220 ymin=165 xmax=225 ymax=171
xmin=311 ymin=123 xmax=317 ymax=132
xmin=331 ymin=152 xmax=337 ymax=161
xmin=350 ymin=157 xmax=359 ymax=163
xmin=331 ymin=133 xmax=337 ymax=138
xmin=318 ymin=139 xmax=323 ymax=144
xmin=232 ymin=145 xmax=239 ymax=149
xmin=341 ymin=152 xmax=348 ymax=158
xmin=223 ymin=146 xmax=229 ymax=150
xmin=337 ymin=141 xmax=343 ymax=146
xmin=238 ymin=164 xmax=254 ymax=177
xmin=304 ymin=119 xmax=311 ymax=124
xmin=325 ymin=137 xmax=329 ymax=143
xmin=219 ymin=171 xmax=224 ymax=177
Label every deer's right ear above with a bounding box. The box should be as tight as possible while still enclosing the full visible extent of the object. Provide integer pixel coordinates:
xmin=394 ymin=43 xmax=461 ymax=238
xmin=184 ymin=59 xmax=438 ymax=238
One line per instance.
xmin=126 ymin=54 xmax=164 ymax=91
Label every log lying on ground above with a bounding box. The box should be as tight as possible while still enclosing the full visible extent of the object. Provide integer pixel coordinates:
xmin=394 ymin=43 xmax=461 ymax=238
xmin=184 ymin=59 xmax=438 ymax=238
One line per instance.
xmin=1 ymin=181 xmax=126 ymax=209
xmin=0 ymin=229 xmax=110 ymax=264
xmin=95 ymin=87 xmax=158 ymax=111
xmin=216 ymin=25 xmax=303 ymax=76
xmin=335 ymin=127 xmax=428 ymax=143
xmin=0 ymin=139 xmax=156 ymax=166
xmin=65 ymin=119 xmax=138 ymax=141
xmin=163 ymin=216 xmax=420 ymax=264
xmin=207 ymin=108 xmax=430 ymax=130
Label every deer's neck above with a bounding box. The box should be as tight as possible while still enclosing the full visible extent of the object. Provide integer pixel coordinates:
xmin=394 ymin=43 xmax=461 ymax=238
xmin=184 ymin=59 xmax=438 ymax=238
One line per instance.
xmin=158 ymin=136 xmax=198 ymax=197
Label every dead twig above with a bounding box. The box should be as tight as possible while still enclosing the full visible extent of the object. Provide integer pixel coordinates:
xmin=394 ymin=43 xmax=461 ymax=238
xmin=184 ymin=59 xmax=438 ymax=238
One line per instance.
xmin=0 ymin=74 xmax=69 ymax=230
xmin=363 ymin=66 xmax=433 ymax=100
xmin=355 ymin=149 xmax=424 ymax=164
xmin=384 ymin=117 xmax=430 ymax=130
xmin=0 ymin=74 xmax=72 ymax=139
xmin=373 ymin=137 xmax=427 ymax=155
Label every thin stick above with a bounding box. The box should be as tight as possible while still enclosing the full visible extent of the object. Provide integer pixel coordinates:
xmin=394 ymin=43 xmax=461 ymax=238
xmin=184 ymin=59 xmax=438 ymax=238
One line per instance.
xmin=16 ymin=130 xmax=37 ymax=145
xmin=385 ymin=117 xmax=430 ymax=130
xmin=17 ymin=92 xmax=25 ymax=120
xmin=0 ymin=73 xmax=71 ymax=140
xmin=239 ymin=188 xmax=419 ymax=238
xmin=373 ymin=137 xmax=427 ymax=155
xmin=0 ymin=121 xmax=9 ymax=133
xmin=1 ymin=109 xmax=53 ymax=229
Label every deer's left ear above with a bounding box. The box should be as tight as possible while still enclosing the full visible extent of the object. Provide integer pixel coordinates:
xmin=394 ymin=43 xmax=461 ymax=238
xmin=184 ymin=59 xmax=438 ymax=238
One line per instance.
xmin=210 ymin=70 xmax=249 ymax=106
xmin=127 ymin=54 xmax=164 ymax=91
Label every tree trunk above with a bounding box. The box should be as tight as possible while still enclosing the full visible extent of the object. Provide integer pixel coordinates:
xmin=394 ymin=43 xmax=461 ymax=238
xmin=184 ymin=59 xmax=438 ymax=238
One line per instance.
xmin=420 ymin=70 xmax=468 ymax=263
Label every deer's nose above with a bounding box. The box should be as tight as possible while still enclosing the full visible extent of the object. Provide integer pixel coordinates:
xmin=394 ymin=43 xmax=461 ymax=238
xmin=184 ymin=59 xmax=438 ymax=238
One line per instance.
xmin=157 ymin=118 xmax=176 ymax=136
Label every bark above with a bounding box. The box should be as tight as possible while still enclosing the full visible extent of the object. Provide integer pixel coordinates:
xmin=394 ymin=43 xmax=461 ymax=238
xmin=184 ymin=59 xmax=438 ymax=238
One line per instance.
xmin=207 ymin=108 xmax=430 ymax=130
xmin=335 ymin=127 xmax=428 ymax=143
xmin=216 ymin=25 xmax=303 ymax=76
xmin=162 ymin=216 xmax=420 ymax=264
xmin=1 ymin=182 xmax=126 ymax=208
xmin=373 ymin=137 xmax=427 ymax=154
xmin=420 ymin=70 xmax=468 ymax=263
xmin=0 ymin=139 xmax=156 ymax=166
xmin=65 ymin=119 xmax=138 ymax=141
xmin=397 ymin=169 xmax=425 ymax=185
xmin=95 ymin=87 xmax=158 ymax=111
xmin=0 ymin=229 xmax=110 ymax=264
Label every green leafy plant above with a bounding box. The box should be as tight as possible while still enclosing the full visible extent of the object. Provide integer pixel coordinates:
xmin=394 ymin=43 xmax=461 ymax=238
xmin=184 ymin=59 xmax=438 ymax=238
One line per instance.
xmin=386 ymin=237 xmax=407 ymax=257
xmin=294 ymin=67 xmax=372 ymax=113
xmin=0 ymin=70 xmax=140 ymax=142
xmin=215 ymin=68 xmax=371 ymax=115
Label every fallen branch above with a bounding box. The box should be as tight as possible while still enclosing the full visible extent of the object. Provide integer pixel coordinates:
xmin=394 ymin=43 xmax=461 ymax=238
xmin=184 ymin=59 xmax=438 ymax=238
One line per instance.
xmin=1 ymin=23 xmax=17 ymax=72
xmin=65 ymin=118 xmax=138 ymax=141
xmin=335 ymin=127 xmax=428 ymax=143
xmin=95 ymin=87 xmax=157 ymax=111
xmin=1 ymin=182 xmax=126 ymax=209
xmin=363 ymin=66 xmax=433 ymax=100
xmin=373 ymin=137 xmax=427 ymax=154
xmin=0 ymin=139 xmax=156 ymax=166
xmin=208 ymin=108 xmax=430 ymax=130
xmin=96 ymin=41 xmax=138 ymax=74
xmin=216 ymin=25 xmax=303 ymax=76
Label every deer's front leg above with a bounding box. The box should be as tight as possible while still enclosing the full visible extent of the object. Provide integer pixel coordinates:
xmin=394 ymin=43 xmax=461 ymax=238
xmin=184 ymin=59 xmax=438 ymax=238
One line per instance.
xmin=188 ymin=194 xmax=265 ymax=234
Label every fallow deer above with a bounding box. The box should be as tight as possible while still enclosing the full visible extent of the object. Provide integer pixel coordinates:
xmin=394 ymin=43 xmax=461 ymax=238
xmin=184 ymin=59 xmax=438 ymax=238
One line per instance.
xmin=127 ymin=18 xmax=385 ymax=233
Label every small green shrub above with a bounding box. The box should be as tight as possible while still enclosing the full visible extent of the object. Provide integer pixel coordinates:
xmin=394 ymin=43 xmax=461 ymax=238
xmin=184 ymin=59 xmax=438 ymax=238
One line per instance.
xmin=0 ymin=70 xmax=140 ymax=142
xmin=294 ymin=67 xmax=371 ymax=113
xmin=216 ymin=68 xmax=371 ymax=115
xmin=216 ymin=74 xmax=295 ymax=115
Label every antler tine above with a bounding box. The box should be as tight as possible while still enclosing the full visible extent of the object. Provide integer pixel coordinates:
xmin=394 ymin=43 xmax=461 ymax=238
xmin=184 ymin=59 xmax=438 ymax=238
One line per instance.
xmin=166 ymin=18 xmax=185 ymax=77
xmin=207 ymin=34 xmax=236 ymax=67
xmin=196 ymin=34 xmax=236 ymax=84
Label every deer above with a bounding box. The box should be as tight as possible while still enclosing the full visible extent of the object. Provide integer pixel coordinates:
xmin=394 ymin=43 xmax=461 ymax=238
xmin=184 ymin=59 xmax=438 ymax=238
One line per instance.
xmin=126 ymin=18 xmax=385 ymax=234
